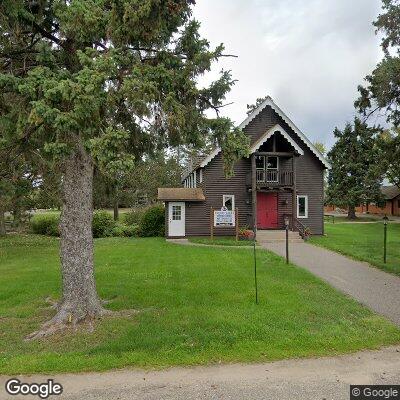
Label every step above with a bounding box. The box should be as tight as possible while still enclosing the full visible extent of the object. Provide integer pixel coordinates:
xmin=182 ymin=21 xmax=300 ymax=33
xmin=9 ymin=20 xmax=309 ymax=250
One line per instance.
xmin=256 ymin=230 xmax=303 ymax=243
xmin=258 ymin=238 xmax=304 ymax=243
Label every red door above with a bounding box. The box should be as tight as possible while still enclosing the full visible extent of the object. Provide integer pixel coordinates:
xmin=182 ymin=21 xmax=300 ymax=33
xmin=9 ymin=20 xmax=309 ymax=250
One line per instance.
xmin=257 ymin=192 xmax=278 ymax=229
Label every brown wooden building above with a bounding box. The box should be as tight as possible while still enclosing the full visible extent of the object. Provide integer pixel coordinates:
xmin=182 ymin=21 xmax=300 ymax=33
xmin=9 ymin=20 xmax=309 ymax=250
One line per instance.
xmin=325 ymin=186 xmax=400 ymax=216
xmin=158 ymin=96 xmax=330 ymax=238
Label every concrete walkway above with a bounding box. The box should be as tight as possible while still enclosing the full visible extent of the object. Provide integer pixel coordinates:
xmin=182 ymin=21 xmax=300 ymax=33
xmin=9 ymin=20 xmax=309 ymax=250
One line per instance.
xmin=1 ymin=346 xmax=399 ymax=400
xmin=261 ymin=241 xmax=400 ymax=326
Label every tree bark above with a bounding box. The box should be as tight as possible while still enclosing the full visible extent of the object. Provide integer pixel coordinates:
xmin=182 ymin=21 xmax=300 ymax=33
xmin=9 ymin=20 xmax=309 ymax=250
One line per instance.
xmin=347 ymin=205 xmax=357 ymax=219
xmin=113 ymin=198 xmax=119 ymax=221
xmin=12 ymin=205 xmax=21 ymax=229
xmin=0 ymin=204 xmax=6 ymax=236
xmin=27 ymin=146 xmax=109 ymax=339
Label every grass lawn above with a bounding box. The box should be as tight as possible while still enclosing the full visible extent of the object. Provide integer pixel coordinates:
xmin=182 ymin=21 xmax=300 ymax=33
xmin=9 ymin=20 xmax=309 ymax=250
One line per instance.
xmin=188 ymin=236 xmax=255 ymax=246
xmin=310 ymin=222 xmax=400 ymax=275
xmin=0 ymin=235 xmax=399 ymax=375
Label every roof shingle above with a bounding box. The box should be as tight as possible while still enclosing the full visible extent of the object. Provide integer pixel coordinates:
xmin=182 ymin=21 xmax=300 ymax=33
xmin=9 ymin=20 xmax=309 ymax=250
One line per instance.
xmin=158 ymin=188 xmax=205 ymax=202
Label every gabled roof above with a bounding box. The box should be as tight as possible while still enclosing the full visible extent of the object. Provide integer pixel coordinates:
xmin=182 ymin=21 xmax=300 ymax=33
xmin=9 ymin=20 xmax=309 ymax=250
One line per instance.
xmin=200 ymin=95 xmax=331 ymax=169
xmin=381 ymin=185 xmax=400 ymax=200
xmin=158 ymin=188 xmax=205 ymax=202
xmin=250 ymin=124 xmax=304 ymax=155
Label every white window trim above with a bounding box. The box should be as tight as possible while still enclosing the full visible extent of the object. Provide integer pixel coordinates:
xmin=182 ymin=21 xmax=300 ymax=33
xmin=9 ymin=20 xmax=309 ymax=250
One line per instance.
xmin=297 ymin=195 xmax=308 ymax=219
xmin=193 ymin=170 xmax=197 ymax=188
xmin=223 ymin=194 xmax=235 ymax=211
xmin=199 ymin=168 xmax=203 ymax=183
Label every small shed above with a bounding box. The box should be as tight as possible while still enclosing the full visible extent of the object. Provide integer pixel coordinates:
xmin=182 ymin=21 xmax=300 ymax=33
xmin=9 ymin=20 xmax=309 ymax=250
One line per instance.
xmin=158 ymin=188 xmax=206 ymax=237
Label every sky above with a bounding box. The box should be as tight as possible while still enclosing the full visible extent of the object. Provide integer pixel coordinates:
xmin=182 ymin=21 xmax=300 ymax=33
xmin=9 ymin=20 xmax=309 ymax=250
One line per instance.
xmin=193 ymin=0 xmax=383 ymax=149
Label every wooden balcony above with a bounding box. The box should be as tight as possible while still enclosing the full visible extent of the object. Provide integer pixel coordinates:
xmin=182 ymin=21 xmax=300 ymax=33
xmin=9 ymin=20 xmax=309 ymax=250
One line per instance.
xmin=256 ymin=169 xmax=293 ymax=187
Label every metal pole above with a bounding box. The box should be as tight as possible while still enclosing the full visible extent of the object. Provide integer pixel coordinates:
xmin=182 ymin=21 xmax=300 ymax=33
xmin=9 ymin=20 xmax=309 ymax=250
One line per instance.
xmin=384 ymin=222 xmax=387 ymax=264
xmin=253 ymin=232 xmax=258 ymax=304
xmin=286 ymin=224 xmax=289 ymax=264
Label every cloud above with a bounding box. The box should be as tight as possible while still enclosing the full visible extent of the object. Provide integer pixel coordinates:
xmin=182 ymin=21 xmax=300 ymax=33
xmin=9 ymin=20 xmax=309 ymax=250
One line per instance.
xmin=193 ymin=0 xmax=383 ymax=147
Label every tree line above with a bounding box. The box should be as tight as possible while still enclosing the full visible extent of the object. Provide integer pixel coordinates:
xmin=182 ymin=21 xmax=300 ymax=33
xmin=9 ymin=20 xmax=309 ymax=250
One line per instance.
xmin=325 ymin=0 xmax=400 ymax=219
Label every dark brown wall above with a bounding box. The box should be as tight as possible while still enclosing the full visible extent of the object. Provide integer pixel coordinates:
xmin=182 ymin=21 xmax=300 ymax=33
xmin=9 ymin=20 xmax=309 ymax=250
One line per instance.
xmin=244 ymin=106 xmax=325 ymax=235
xmin=185 ymin=154 xmax=253 ymax=236
xmin=170 ymin=105 xmax=325 ymax=237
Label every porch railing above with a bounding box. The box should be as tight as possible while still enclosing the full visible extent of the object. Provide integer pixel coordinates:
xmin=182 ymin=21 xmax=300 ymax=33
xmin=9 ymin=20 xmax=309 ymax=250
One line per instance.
xmin=256 ymin=170 xmax=293 ymax=186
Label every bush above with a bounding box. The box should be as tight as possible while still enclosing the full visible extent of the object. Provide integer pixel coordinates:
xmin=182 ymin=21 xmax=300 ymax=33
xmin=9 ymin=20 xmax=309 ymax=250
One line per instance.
xmin=112 ymin=223 xmax=139 ymax=237
xmin=139 ymin=205 xmax=165 ymax=237
xmin=122 ymin=208 xmax=145 ymax=226
xmin=30 ymin=214 xmax=60 ymax=236
xmin=92 ymin=210 xmax=115 ymax=238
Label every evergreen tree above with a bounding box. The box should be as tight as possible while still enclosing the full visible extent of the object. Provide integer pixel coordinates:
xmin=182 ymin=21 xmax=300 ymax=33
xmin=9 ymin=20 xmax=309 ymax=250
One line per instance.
xmin=355 ymin=0 xmax=400 ymax=190
xmin=0 ymin=1 xmax=249 ymax=338
xmin=246 ymin=96 xmax=268 ymax=116
xmin=378 ymin=129 xmax=400 ymax=189
xmin=327 ymin=118 xmax=384 ymax=219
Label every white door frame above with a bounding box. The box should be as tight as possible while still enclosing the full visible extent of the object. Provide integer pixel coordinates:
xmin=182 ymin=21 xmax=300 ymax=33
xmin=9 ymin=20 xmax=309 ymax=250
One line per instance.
xmin=168 ymin=202 xmax=186 ymax=237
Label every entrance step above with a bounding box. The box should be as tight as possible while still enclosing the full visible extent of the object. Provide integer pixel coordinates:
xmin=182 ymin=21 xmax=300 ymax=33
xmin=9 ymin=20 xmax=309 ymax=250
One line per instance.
xmin=256 ymin=230 xmax=303 ymax=243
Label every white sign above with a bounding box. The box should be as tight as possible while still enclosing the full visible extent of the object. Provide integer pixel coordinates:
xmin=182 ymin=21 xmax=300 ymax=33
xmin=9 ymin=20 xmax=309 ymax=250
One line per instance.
xmin=214 ymin=209 xmax=235 ymax=227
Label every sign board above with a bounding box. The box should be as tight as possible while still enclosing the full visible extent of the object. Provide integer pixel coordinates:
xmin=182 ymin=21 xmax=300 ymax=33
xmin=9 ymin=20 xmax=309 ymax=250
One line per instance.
xmin=214 ymin=209 xmax=235 ymax=227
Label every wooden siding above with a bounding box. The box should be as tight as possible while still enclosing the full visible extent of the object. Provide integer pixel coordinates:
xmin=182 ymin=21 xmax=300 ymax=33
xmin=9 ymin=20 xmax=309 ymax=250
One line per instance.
xmin=246 ymin=106 xmax=325 ymax=234
xmin=185 ymin=154 xmax=252 ymax=236
xmin=170 ymin=105 xmax=325 ymax=237
xmin=277 ymin=191 xmax=293 ymax=229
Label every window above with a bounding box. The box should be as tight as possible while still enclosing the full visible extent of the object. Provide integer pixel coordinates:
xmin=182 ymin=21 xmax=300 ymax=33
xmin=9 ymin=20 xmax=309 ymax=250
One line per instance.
xmin=199 ymin=168 xmax=203 ymax=183
xmin=223 ymin=194 xmax=235 ymax=211
xmin=256 ymin=155 xmax=265 ymax=170
xmin=297 ymin=195 xmax=308 ymax=218
xmin=172 ymin=205 xmax=182 ymax=220
xmin=267 ymin=156 xmax=278 ymax=170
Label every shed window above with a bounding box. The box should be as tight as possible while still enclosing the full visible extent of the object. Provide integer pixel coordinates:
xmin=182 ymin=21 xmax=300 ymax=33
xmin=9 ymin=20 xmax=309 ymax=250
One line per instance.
xmin=172 ymin=205 xmax=182 ymax=220
xmin=297 ymin=195 xmax=308 ymax=218
xmin=223 ymin=194 xmax=235 ymax=211
xmin=199 ymin=169 xmax=203 ymax=183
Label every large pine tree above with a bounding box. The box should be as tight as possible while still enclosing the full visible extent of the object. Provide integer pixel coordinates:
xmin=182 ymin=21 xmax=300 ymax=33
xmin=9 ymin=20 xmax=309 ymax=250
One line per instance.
xmin=0 ymin=1 xmax=249 ymax=338
xmin=327 ymin=118 xmax=384 ymax=219
xmin=356 ymin=0 xmax=400 ymax=188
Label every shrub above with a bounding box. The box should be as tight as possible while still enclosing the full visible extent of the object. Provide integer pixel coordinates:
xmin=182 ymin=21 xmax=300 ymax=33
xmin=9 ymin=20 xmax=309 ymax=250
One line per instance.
xmin=112 ymin=223 xmax=139 ymax=237
xmin=30 ymin=214 xmax=60 ymax=236
xmin=139 ymin=205 xmax=165 ymax=237
xmin=122 ymin=208 xmax=145 ymax=226
xmin=92 ymin=210 xmax=115 ymax=238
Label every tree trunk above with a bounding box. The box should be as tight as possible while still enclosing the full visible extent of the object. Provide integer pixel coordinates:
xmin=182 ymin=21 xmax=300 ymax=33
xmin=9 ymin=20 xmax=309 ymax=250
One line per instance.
xmin=113 ymin=198 xmax=119 ymax=221
xmin=0 ymin=204 xmax=6 ymax=236
xmin=12 ymin=205 xmax=21 ymax=229
xmin=27 ymin=146 xmax=109 ymax=339
xmin=347 ymin=205 xmax=357 ymax=219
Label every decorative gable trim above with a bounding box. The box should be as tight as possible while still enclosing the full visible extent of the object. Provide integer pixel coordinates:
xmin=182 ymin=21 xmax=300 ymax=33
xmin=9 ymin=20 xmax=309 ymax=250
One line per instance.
xmin=200 ymin=96 xmax=330 ymax=169
xmin=250 ymin=124 xmax=304 ymax=155
xmin=241 ymin=96 xmax=330 ymax=168
xmin=199 ymin=148 xmax=220 ymax=168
